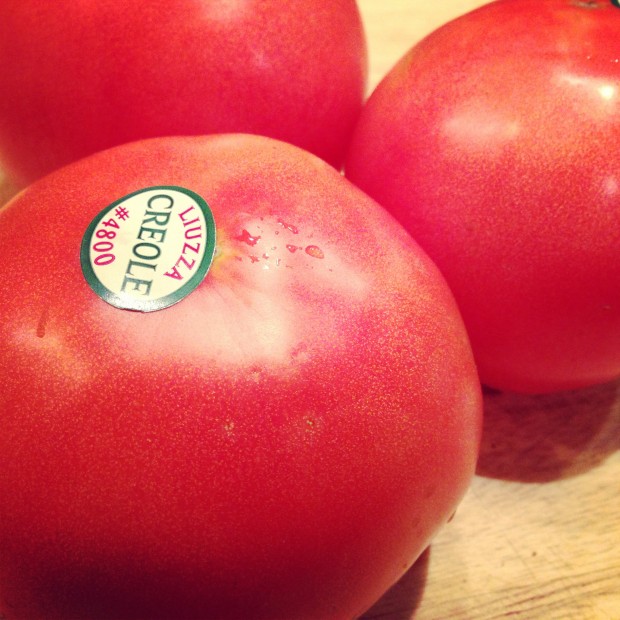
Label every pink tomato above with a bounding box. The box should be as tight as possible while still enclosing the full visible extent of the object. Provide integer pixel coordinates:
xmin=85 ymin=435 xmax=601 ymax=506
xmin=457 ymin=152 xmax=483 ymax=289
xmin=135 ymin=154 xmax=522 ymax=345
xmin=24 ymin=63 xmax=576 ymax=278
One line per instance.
xmin=0 ymin=0 xmax=367 ymax=188
xmin=0 ymin=134 xmax=481 ymax=619
xmin=346 ymin=0 xmax=620 ymax=394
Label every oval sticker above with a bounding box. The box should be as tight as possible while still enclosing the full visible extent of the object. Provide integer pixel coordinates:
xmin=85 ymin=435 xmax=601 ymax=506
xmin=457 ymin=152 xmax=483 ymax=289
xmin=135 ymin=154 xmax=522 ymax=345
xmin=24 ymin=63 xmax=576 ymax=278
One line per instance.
xmin=81 ymin=186 xmax=216 ymax=312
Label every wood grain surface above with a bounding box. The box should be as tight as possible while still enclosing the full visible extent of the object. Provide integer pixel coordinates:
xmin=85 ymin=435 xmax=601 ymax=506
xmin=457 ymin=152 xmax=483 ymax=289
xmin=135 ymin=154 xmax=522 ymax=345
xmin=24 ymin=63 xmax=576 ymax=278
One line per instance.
xmin=0 ymin=2 xmax=618 ymax=619
xmin=356 ymin=1 xmax=620 ymax=619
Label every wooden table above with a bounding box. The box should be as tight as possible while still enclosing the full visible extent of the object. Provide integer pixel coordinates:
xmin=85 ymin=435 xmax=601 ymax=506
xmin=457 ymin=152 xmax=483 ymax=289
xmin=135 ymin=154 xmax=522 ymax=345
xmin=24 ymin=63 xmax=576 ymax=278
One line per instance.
xmin=356 ymin=1 xmax=620 ymax=618
xmin=1 ymin=3 xmax=618 ymax=618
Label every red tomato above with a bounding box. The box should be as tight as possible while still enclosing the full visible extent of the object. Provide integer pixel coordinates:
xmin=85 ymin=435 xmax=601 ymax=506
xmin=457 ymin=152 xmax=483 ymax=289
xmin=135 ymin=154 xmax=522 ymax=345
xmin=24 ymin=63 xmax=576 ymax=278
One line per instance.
xmin=0 ymin=134 xmax=481 ymax=620
xmin=346 ymin=0 xmax=620 ymax=394
xmin=0 ymin=0 xmax=367 ymax=188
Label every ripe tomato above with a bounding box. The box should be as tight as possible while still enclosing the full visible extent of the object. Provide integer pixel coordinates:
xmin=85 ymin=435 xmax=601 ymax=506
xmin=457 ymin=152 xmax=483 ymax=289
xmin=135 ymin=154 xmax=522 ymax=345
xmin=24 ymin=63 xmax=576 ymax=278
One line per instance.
xmin=0 ymin=134 xmax=481 ymax=620
xmin=346 ymin=0 xmax=620 ymax=394
xmin=0 ymin=0 xmax=367 ymax=188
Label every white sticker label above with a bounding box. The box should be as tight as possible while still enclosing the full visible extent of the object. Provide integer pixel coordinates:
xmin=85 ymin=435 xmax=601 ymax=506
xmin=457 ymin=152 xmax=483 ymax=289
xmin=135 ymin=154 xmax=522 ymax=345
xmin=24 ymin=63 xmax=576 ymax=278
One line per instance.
xmin=81 ymin=186 xmax=216 ymax=312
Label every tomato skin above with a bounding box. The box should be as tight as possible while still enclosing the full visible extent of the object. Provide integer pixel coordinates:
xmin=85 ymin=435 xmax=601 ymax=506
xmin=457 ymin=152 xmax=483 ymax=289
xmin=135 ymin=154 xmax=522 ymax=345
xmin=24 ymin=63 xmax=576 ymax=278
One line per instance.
xmin=0 ymin=135 xmax=481 ymax=620
xmin=345 ymin=0 xmax=620 ymax=394
xmin=0 ymin=0 xmax=366 ymax=188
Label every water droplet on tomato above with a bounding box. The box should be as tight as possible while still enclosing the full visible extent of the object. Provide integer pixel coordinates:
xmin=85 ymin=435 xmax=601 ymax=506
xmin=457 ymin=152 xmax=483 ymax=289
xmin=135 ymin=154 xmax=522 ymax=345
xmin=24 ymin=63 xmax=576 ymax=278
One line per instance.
xmin=235 ymin=229 xmax=261 ymax=246
xmin=278 ymin=218 xmax=299 ymax=234
xmin=305 ymin=245 xmax=324 ymax=259
xmin=286 ymin=244 xmax=302 ymax=253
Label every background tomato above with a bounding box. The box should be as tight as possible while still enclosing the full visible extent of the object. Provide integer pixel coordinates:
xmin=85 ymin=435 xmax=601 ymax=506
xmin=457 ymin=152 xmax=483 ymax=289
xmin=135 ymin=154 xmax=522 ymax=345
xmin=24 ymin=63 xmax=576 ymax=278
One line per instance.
xmin=346 ymin=0 xmax=620 ymax=394
xmin=0 ymin=134 xmax=481 ymax=620
xmin=0 ymin=0 xmax=367 ymax=188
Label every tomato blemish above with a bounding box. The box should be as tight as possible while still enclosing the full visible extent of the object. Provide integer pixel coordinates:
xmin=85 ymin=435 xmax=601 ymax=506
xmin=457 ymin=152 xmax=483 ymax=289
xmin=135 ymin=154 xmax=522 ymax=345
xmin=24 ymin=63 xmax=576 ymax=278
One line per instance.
xmin=36 ymin=307 xmax=49 ymax=339
xmin=570 ymin=0 xmax=606 ymax=8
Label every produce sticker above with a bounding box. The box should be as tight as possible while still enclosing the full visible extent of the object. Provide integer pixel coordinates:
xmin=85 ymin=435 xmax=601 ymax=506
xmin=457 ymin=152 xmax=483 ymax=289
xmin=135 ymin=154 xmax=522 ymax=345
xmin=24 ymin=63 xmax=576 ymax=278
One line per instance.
xmin=81 ymin=186 xmax=216 ymax=312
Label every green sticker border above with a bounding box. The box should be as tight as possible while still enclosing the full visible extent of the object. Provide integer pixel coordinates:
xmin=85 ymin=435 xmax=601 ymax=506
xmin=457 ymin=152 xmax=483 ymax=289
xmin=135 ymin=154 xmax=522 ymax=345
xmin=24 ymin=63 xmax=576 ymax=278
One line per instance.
xmin=80 ymin=185 xmax=216 ymax=312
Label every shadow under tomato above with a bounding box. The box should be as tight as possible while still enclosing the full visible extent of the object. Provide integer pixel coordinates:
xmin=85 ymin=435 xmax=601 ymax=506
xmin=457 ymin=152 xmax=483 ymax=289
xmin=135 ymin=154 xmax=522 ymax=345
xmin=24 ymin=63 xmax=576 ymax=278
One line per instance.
xmin=358 ymin=547 xmax=430 ymax=620
xmin=477 ymin=378 xmax=620 ymax=482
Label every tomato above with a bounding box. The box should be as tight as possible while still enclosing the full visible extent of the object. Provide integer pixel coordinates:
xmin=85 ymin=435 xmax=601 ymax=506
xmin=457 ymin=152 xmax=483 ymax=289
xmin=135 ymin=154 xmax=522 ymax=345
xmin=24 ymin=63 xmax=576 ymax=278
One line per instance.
xmin=0 ymin=134 xmax=481 ymax=620
xmin=345 ymin=0 xmax=620 ymax=394
xmin=0 ymin=0 xmax=367 ymax=189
